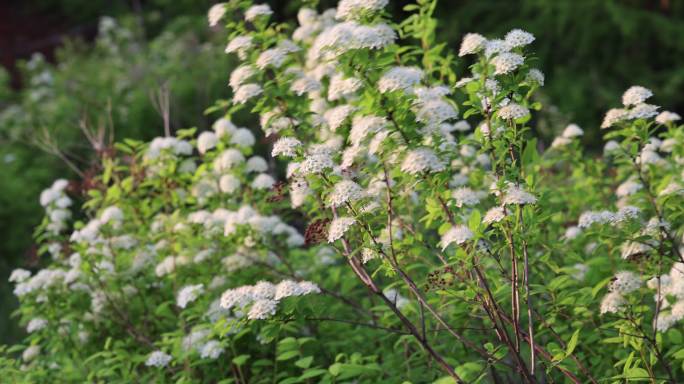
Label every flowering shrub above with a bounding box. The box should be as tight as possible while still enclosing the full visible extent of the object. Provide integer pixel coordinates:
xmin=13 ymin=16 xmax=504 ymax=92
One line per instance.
xmin=3 ymin=0 xmax=684 ymax=382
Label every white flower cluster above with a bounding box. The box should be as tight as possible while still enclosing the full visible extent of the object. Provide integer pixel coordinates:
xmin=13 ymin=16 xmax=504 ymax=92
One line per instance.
xmin=39 ymin=179 xmax=72 ymax=235
xmin=551 ymin=123 xmax=584 ymax=148
xmin=440 ymin=225 xmax=474 ymax=251
xmin=220 ymin=280 xmax=320 ymax=320
xmin=400 ymin=148 xmax=445 ymax=175
xmin=601 ymin=86 xmax=660 ymax=128
xmin=145 ymin=350 xmax=172 ymax=368
xmin=577 ymin=205 xmax=640 ymax=228
xmin=177 ymin=284 xmax=205 ymax=309
xmin=600 ymin=271 xmax=642 ymax=314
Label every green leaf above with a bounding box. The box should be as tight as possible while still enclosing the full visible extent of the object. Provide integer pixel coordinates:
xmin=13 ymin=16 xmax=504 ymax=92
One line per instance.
xmin=299 ymin=369 xmax=327 ymax=380
xmin=295 ymin=356 xmax=313 ymax=369
xmin=232 ymin=354 xmax=250 ymax=366
xmin=565 ymin=329 xmax=580 ymax=358
xmin=277 ymin=350 xmax=300 ymax=361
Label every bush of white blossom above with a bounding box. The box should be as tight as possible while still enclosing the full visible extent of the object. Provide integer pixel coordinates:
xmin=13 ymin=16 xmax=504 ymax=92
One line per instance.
xmin=2 ymin=0 xmax=684 ymax=382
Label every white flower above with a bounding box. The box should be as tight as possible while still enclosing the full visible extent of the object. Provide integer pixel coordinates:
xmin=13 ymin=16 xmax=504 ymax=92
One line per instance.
xmin=177 ymin=284 xmax=204 ymax=309
xmin=502 ymin=185 xmax=537 ymax=205
xmin=9 ymin=269 xmax=31 ymax=283
xmin=610 ymin=271 xmax=641 ymax=294
xmin=246 ymin=156 xmax=268 ymax=173
xmin=621 ymin=241 xmax=650 ymax=260
xmin=328 ymin=180 xmax=364 ymax=207
xmin=248 ymin=299 xmax=278 ymax=320
xmin=213 ymin=117 xmax=237 ymax=138
xmin=384 ymin=288 xmax=409 ymax=309
xmin=622 ymin=86 xmax=653 ymax=106
xmin=458 ymin=33 xmax=487 ymax=56
xmin=100 ymin=206 xmax=124 ymax=225
xmin=378 ymin=66 xmax=423 ymax=94
xmin=400 ymin=148 xmax=445 ymax=175
xmin=328 ymin=217 xmax=355 ymax=242
xmin=245 ymin=4 xmax=273 ymax=21
xmin=22 ymin=345 xmax=40 ymax=362
xmin=564 ymin=226 xmax=581 ymax=240
xmin=214 ymin=149 xmax=245 ymax=172
xmin=483 ymin=207 xmax=506 ymax=225
xmin=256 ymin=47 xmax=288 ymax=70
xmin=562 ymin=124 xmax=583 ymax=138
xmin=601 ymin=108 xmax=628 ymax=129
xmin=484 ymin=39 xmax=509 ymax=57
xmin=145 ymin=351 xmax=172 ymax=368
xmin=600 ymin=292 xmax=625 ymax=314
xmin=208 ymin=3 xmax=227 ymax=27
xmin=220 ymin=286 xmax=254 ymax=310
xmin=504 ymin=29 xmax=535 ymax=48
xmin=26 ymin=318 xmax=48 ymax=333
xmin=551 ymin=137 xmax=571 ymax=148
xmin=252 ymin=174 xmax=275 ymax=189
xmin=526 ymin=69 xmax=545 ymax=86
xmin=182 ymin=329 xmax=210 ymax=352
xmin=616 ymin=179 xmax=642 ymax=198
xmin=197 ymin=131 xmax=218 ymax=154
xmin=415 ymin=99 xmax=458 ymax=127
xmin=328 ymin=73 xmax=362 ymax=101
xmin=225 ymin=35 xmax=253 ymax=59
xmin=199 ymin=340 xmax=224 ymax=359
xmin=452 ymin=187 xmax=480 ymax=208
xmin=440 ymin=225 xmax=473 ymax=250
xmin=272 ymin=137 xmax=301 ymax=157
xmin=498 ymin=103 xmax=529 ymax=120
xmin=311 ymin=21 xmax=395 ymax=59
xmin=336 ymin=0 xmax=388 ymax=20
xmin=299 ymin=152 xmax=334 ymax=175
xmin=324 ymin=105 xmax=356 ymax=131
xmin=291 ymin=76 xmax=321 ymax=96
xmin=230 ymin=128 xmax=256 ymax=147
xmin=349 ymin=115 xmax=387 ymax=146
xmin=655 ymin=111 xmax=681 ymax=125
xmin=628 ymin=103 xmax=659 ymax=120
xmin=492 ymin=52 xmax=524 ymax=75
xmin=229 ymin=65 xmax=255 ymax=91
xmin=233 ymin=84 xmax=262 ymax=104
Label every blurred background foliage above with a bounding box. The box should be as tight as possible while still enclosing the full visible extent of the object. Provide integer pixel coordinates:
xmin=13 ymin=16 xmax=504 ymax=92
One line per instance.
xmin=0 ymin=0 xmax=682 ymax=344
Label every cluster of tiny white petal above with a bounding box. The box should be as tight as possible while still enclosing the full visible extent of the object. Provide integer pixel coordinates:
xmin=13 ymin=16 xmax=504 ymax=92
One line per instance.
xmin=229 ymin=65 xmax=255 ymax=91
xmin=502 ymin=185 xmax=536 ymax=205
xmin=324 ymin=105 xmax=356 ymax=131
xmin=328 ymin=73 xmax=362 ymax=101
xmin=145 ymin=351 xmax=172 ymax=368
xmin=492 ymin=52 xmax=524 ymax=75
xmin=207 ymin=3 xmax=227 ymax=27
xmin=497 ymin=103 xmax=529 ymax=120
xmin=328 ymin=180 xmax=364 ymax=207
xmin=452 ymin=187 xmax=481 ymax=208
xmin=622 ymin=85 xmax=653 ymax=106
xmin=225 ymin=35 xmax=253 ymax=60
xmin=400 ymin=148 xmax=445 ymax=175
xmin=328 ymin=217 xmax=356 ymax=242
xmin=272 ymin=137 xmax=302 ymax=157
xmin=458 ymin=33 xmax=486 ymax=56
xmin=245 ymin=4 xmax=273 ymax=22
xmin=483 ymin=207 xmax=506 ymax=225
xmin=440 ymin=225 xmax=474 ymax=251
xmin=504 ymin=29 xmax=535 ymax=48
xmin=378 ymin=66 xmax=423 ymax=94
xmin=177 ymin=284 xmax=205 ymax=309
xmin=220 ymin=280 xmax=320 ymax=320
xmin=336 ymin=0 xmax=388 ymax=20
xmin=39 ymin=179 xmax=72 ymax=235
xmin=233 ymin=84 xmax=263 ymax=104
xmin=655 ymin=111 xmax=681 ymax=125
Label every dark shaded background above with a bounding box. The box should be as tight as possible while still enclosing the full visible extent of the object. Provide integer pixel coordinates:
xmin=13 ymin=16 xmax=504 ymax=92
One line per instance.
xmin=1 ymin=0 xmax=682 ymax=344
